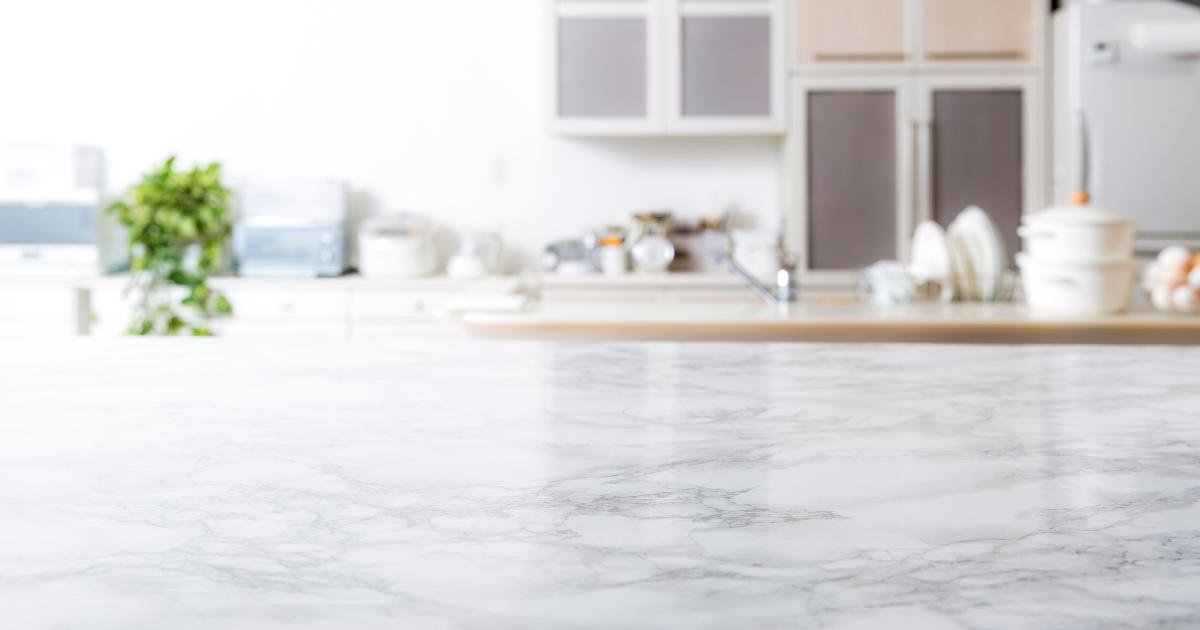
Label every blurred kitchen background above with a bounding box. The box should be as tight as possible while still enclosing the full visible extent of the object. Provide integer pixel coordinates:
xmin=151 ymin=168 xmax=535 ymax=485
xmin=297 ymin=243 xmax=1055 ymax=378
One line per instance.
xmin=2 ymin=0 xmax=1199 ymax=340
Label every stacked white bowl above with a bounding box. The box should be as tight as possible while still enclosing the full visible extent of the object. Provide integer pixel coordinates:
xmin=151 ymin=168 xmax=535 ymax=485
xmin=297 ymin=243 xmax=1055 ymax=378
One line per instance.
xmin=1016 ymin=194 xmax=1139 ymax=314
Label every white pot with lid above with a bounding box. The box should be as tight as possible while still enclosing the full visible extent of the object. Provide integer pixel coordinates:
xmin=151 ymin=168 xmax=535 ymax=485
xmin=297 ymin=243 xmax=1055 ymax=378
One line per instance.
xmin=1017 ymin=253 xmax=1137 ymax=314
xmin=1018 ymin=200 xmax=1136 ymax=264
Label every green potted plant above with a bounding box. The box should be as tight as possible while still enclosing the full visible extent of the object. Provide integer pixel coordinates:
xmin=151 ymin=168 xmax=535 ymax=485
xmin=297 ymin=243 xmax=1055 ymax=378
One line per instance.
xmin=107 ymin=156 xmax=234 ymax=336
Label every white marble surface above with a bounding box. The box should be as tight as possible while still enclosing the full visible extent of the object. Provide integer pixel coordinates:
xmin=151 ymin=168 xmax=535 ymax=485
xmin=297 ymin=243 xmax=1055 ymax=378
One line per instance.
xmin=1 ymin=339 xmax=1198 ymax=629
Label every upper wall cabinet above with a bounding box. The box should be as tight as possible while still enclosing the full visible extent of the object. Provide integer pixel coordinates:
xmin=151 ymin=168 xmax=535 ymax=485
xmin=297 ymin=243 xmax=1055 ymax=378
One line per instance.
xmin=922 ymin=0 xmax=1035 ymax=63
xmin=547 ymin=0 xmax=786 ymax=136
xmin=796 ymin=0 xmax=911 ymax=66
xmin=549 ymin=1 xmax=662 ymax=135
xmin=793 ymin=0 xmax=1043 ymax=71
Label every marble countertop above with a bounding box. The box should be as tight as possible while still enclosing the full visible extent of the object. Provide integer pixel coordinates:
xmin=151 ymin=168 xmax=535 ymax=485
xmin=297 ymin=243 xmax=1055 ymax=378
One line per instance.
xmin=2 ymin=339 xmax=1198 ymax=628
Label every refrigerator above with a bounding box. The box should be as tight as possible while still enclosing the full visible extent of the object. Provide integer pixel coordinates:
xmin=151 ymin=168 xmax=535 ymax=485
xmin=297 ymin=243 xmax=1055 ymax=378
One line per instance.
xmin=1054 ymin=0 xmax=1200 ymax=253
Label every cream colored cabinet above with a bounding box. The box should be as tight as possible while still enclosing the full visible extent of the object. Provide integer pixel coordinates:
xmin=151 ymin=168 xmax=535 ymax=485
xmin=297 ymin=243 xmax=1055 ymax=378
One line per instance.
xmin=547 ymin=0 xmax=786 ymax=135
xmin=788 ymin=1 xmax=1046 ymax=287
xmin=922 ymin=0 xmax=1035 ymax=63
xmin=795 ymin=0 xmax=910 ymax=65
xmin=793 ymin=0 xmax=1043 ymax=71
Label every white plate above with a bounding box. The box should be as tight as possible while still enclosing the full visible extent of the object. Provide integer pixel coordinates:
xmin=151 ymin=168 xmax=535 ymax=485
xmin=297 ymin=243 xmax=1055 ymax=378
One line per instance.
xmin=946 ymin=227 xmax=975 ymax=301
xmin=961 ymin=206 xmax=1008 ymax=301
xmin=909 ymin=221 xmax=952 ymax=283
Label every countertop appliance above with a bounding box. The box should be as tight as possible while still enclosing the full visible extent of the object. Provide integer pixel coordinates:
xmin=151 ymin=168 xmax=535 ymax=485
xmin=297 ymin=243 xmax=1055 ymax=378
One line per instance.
xmin=0 ymin=144 xmax=104 ymax=274
xmin=233 ymin=178 xmax=348 ymax=277
xmin=357 ymin=214 xmax=439 ymax=278
xmin=1053 ymin=0 xmax=1200 ymax=253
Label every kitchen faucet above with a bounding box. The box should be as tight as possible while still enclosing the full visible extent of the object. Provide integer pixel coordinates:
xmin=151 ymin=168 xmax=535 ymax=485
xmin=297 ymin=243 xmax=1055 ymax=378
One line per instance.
xmin=713 ymin=250 xmax=797 ymax=306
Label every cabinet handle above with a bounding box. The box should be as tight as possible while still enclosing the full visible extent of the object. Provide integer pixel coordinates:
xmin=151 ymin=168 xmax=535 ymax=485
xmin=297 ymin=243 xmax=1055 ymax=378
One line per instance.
xmin=913 ymin=119 xmax=934 ymax=225
xmin=926 ymin=51 xmax=1025 ymax=61
xmin=814 ymin=52 xmax=906 ymax=62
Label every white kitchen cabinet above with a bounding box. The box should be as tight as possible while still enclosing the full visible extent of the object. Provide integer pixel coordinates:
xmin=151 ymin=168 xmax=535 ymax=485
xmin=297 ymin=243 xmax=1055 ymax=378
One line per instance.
xmin=549 ymin=0 xmax=662 ymax=135
xmin=0 ymin=284 xmax=87 ymax=336
xmin=664 ymin=0 xmax=787 ymax=134
xmin=787 ymin=76 xmax=913 ymax=286
xmin=547 ymin=0 xmax=786 ymax=135
xmin=215 ymin=286 xmax=352 ymax=339
xmin=89 ymin=276 xmax=523 ymax=339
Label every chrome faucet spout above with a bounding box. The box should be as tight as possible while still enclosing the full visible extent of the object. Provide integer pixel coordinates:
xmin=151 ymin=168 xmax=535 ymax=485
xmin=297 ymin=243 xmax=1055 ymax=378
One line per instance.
xmin=713 ymin=250 xmax=797 ymax=306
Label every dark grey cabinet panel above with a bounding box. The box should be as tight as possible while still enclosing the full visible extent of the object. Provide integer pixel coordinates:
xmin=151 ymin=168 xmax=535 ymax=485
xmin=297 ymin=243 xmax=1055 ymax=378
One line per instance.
xmin=932 ymin=90 xmax=1023 ymax=265
xmin=681 ymin=16 xmax=772 ymax=117
xmin=807 ymin=91 xmax=897 ymax=270
xmin=558 ymin=18 xmax=647 ymax=118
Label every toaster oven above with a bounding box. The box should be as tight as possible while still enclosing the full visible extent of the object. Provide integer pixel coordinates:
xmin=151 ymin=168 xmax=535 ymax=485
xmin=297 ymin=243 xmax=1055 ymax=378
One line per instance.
xmin=233 ymin=217 xmax=347 ymax=278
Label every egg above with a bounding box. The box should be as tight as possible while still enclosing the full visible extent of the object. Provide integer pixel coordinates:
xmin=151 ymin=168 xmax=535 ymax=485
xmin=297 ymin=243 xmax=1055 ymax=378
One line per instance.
xmin=1152 ymin=285 xmax=1175 ymax=312
xmin=1172 ymin=286 xmax=1200 ymax=314
xmin=1142 ymin=263 xmax=1162 ymax=291
xmin=1157 ymin=245 xmax=1192 ymax=268
xmin=1190 ymin=266 xmax=1200 ymax=288
xmin=1156 ymin=263 xmax=1189 ymax=287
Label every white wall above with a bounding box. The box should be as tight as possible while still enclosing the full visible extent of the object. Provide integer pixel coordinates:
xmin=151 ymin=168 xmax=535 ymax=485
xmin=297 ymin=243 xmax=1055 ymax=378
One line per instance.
xmin=0 ymin=0 xmax=781 ymax=269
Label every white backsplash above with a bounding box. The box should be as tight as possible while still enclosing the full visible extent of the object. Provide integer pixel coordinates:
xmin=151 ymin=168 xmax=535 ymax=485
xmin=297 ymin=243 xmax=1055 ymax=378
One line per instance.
xmin=0 ymin=0 xmax=781 ymax=272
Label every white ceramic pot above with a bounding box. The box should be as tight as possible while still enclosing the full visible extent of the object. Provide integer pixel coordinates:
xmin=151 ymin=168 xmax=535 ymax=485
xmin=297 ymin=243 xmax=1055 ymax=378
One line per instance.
xmin=1018 ymin=205 xmax=1136 ymax=264
xmin=1017 ymin=253 xmax=1137 ymax=314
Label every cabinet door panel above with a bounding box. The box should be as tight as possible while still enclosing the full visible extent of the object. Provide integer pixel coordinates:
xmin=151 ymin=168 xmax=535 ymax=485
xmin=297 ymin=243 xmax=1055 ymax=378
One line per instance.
xmin=558 ymin=17 xmax=648 ymax=118
xmin=807 ymin=91 xmax=897 ymax=270
xmin=932 ymin=90 xmax=1023 ymax=265
xmin=923 ymin=0 xmax=1032 ymax=61
xmin=796 ymin=0 xmax=907 ymax=64
xmin=681 ymin=16 xmax=771 ymax=117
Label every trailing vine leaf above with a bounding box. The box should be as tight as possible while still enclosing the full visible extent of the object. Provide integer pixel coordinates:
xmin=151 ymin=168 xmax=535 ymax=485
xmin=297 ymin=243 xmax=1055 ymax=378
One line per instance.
xmin=107 ymin=156 xmax=234 ymax=336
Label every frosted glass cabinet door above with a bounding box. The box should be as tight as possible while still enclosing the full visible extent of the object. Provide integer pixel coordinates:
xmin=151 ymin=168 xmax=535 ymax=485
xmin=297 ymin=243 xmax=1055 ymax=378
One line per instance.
xmin=930 ymin=89 xmax=1025 ymax=265
xmin=923 ymin=0 xmax=1033 ymax=61
xmin=557 ymin=17 xmax=649 ymax=118
xmin=680 ymin=16 xmax=772 ymax=117
xmin=796 ymin=0 xmax=907 ymax=64
xmin=804 ymin=91 xmax=900 ymax=271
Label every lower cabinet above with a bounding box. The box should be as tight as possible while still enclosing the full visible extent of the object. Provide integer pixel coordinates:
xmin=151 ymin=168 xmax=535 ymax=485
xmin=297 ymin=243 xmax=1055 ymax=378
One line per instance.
xmin=89 ymin=278 xmax=520 ymax=338
xmin=791 ymin=74 xmax=1040 ymax=284
xmin=0 ymin=285 xmax=87 ymax=336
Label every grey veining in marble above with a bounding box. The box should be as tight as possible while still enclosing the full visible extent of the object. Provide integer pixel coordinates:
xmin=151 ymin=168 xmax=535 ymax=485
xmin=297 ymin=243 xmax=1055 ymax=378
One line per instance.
xmin=1 ymin=339 xmax=1198 ymax=629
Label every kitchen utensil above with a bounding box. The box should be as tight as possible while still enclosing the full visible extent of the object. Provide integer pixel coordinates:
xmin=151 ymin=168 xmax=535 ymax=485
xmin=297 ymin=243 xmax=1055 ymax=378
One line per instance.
xmin=731 ymin=230 xmax=779 ymax=279
xmin=448 ymin=230 xmax=501 ymax=280
xmin=956 ymin=207 xmax=1007 ymax=302
xmin=629 ymin=212 xmax=676 ymax=274
xmin=598 ymin=235 xmax=628 ymax=277
xmin=1018 ymin=204 xmax=1136 ymax=264
xmin=1017 ymin=253 xmax=1137 ymax=314
xmin=909 ymin=221 xmax=951 ymax=282
xmin=542 ymin=239 xmax=594 ymax=274
xmin=947 ymin=226 xmax=978 ymax=301
xmin=357 ymin=214 xmax=439 ymax=278
xmin=631 ymin=235 xmax=675 ymax=274
xmin=860 ymin=261 xmax=917 ymax=306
